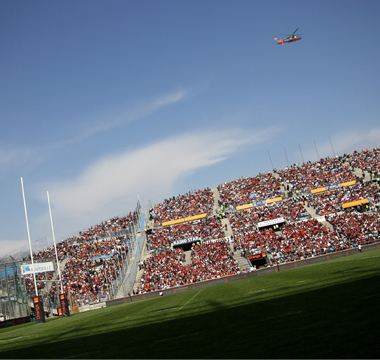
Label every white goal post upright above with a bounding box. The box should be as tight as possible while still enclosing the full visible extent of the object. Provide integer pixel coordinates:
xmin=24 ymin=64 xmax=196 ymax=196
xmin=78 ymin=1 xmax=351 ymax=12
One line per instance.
xmin=47 ymin=191 xmax=63 ymax=294
xmin=20 ymin=177 xmax=38 ymax=297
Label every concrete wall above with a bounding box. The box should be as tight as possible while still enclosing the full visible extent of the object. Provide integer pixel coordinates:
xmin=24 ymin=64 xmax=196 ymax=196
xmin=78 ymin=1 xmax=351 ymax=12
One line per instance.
xmin=105 ymin=243 xmax=380 ymax=308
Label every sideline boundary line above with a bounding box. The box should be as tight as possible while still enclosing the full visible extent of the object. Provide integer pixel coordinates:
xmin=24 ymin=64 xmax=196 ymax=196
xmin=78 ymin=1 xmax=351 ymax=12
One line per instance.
xmin=177 ymin=288 xmax=205 ymax=311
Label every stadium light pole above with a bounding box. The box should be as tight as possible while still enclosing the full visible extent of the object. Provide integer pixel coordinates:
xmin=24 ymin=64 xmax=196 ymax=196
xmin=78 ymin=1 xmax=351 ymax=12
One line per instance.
xmin=20 ymin=177 xmax=38 ymax=297
xmin=267 ymin=150 xmax=274 ymax=171
xmin=329 ymin=137 xmax=336 ymax=158
xmin=283 ymin=147 xmax=290 ymax=167
xmin=298 ymin=144 xmax=305 ymax=164
xmin=47 ymin=191 xmax=63 ymax=293
xmin=314 ymin=140 xmax=320 ymax=161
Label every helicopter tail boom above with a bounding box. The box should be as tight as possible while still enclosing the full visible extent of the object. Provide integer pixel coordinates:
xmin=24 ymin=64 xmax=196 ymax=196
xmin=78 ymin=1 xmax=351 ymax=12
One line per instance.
xmin=274 ymin=38 xmax=283 ymax=45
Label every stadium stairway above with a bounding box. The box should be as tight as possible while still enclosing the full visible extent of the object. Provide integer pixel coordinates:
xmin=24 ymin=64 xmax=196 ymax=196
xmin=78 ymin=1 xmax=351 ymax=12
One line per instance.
xmin=221 ymin=218 xmax=233 ymax=238
xmin=301 ymin=201 xmax=336 ymax=231
xmin=114 ymin=210 xmax=150 ymax=298
xmin=130 ymin=249 xmax=151 ymax=296
xmin=353 ymin=167 xmax=368 ymax=181
xmin=183 ymin=251 xmax=192 ymax=266
xmin=59 ymin=257 xmax=68 ymax=273
xmin=220 ymin=217 xmax=251 ymax=271
xmin=273 ymin=172 xmax=288 ymax=197
xmin=211 ymin=188 xmax=221 ymax=214
xmin=233 ymin=249 xmax=251 ymax=271
xmin=303 ymin=203 xmax=318 ymax=218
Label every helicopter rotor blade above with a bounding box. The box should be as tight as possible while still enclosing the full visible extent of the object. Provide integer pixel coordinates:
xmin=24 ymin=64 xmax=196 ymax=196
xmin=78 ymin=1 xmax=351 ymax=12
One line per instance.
xmin=292 ymin=27 xmax=299 ymax=34
xmin=280 ymin=33 xmax=302 ymax=36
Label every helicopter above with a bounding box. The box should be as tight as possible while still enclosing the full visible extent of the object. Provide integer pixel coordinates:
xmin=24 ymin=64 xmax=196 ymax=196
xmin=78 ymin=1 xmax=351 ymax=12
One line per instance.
xmin=274 ymin=28 xmax=302 ymax=45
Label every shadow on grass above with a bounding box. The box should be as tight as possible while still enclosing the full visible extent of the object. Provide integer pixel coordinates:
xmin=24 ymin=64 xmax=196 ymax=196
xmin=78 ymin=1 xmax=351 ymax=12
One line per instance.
xmin=1 ymin=274 xmax=379 ymax=359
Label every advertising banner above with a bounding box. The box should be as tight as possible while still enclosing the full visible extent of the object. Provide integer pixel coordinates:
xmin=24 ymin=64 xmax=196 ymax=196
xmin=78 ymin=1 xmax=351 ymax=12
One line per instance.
xmin=326 ymin=184 xmax=341 ymax=190
xmin=311 ymin=187 xmax=326 ymax=194
xmin=236 ymin=204 xmax=253 ymax=211
xmin=59 ymin=294 xmax=70 ymax=317
xmin=173 ymin=236 xmax=201 ymax=247
xmin=342 ymin=199 xmax=369 ymax=209
xmin=341 ymin=180 xmax=356 ymax=187
xmin=252 ymin=200 xmax=266 ymax=207
xmin=162 ymin=213 xmax=207 ymax=227
xmin=21 ymin=262 xmax=54 ymax=276
xmin=266 ymin=197 xmax=283 ymax=204
xmin=257 ymin=217 xmax=285 ymax=229
xmin=248 ymin=252 xmax=267 ymax=260
xmin=33 ymin=296 xmax=45 ymax=324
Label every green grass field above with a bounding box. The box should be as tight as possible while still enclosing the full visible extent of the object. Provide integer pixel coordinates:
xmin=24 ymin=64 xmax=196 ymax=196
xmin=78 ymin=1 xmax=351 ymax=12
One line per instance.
xmin=1 ymin=249 xmax=380 ymax=359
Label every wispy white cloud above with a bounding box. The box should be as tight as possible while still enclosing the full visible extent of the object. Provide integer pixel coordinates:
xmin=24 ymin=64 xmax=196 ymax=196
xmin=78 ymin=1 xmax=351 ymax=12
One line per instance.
xmin=32 ymin=127 xmax=276 ymax=239
xmin=0 ymin=146 xmax=46 ymax=178
xmin=0 ymin=147 xmax=31 ymax=167
xmin=0 ymin=88 xmax=190 ymax=177
xmin=66 ymin=88 xmax=189 ymax=144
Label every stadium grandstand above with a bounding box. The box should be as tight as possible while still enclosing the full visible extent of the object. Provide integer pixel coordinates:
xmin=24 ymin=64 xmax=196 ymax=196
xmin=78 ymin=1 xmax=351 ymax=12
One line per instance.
xmin=1 ymin=147 xmax=380 ymax=319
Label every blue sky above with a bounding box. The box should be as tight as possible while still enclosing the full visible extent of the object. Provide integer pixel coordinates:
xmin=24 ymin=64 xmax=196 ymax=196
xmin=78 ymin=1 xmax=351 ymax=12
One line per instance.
xmin=1 ymin=0 xmax=379 ymax=256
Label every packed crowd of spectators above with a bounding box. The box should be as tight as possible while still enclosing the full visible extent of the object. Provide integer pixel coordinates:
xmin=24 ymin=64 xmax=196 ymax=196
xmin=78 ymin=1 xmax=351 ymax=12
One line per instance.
xmin=77 ymin=213 xmax=137 ymax=241
xmin=151 ymin=188 xmax=214 ymax=224
xmin=52 ymin=236 xmax=129 ymax=306
xmin=276 ymin=219 xmax=345 ymax=262
xmin=349 ymin=147 xmax=380 ymax=175
xmin=217 ymin=173 xmax=283 ymax=209
xmin=228 ymin=199 xmax=309 ymax=232
xmin=24 ymin=271 xmax=55 ymax=297
xmin=29 ymin=236 xmax=77 ymax=263
xmin=21 ymin=212 xmax=138 ymax=305
xmin=326 ymin=212 xmax=380 ymax=245
xmin=135 ymin=240 xmax=239 ymax=293
xmin=277 ymin=156 xmax=357 ymax=193
xmin=136 ymin=249 xmax=186 ymax=292
xmin=232 ymin=226 xmax=279 ymax=258
xmin=146 ymin=216 xmax=225 ymax=252
xmin=190 ymin=240 xmax=239 ymax=279
xmin=23 ymin=236 xmax=129 ymax=305
xmin=305 ymin=181 xmax=380 ymax=215
xmin=231 ymin=218 xmax=347 ymax=264
xmin=27 ymin=213 xmax=136 ymax=263
xmin=139 ymin=149 xmax=380 ymax=293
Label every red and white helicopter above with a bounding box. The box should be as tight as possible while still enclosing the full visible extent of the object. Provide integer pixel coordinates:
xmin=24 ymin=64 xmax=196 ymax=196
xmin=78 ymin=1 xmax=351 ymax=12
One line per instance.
xmin=274 ymin=28 xmax=302 ymax=45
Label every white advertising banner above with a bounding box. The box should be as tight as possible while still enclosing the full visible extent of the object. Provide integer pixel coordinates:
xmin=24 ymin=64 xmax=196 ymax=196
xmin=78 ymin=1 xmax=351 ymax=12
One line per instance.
xmin=21 ymin=262 xmax=54 ymax=275
xmin=257 ymin=217 xmax=285 ymax=229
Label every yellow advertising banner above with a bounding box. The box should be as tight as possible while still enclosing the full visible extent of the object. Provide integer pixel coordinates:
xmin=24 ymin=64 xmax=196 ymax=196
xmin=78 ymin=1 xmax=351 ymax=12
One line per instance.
xmin=162 ymin=219 xmax=185 ymax=227
xmin=311 ymin=187 xmax=327 ymax=194
xmin=236 ymin=204 xmax=253 ymax=211
xmin=265 ymin=197 xmax=283 ymax=204
xmin=184 ymin=213 xmax=208 ymax=222
xmin=342 ymin=199 xmax=369 ymax=209
xmin=162 ymin=213 xmax=208 ymax=227
xmin=341 ymin=180 xmax=356 ymax=187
